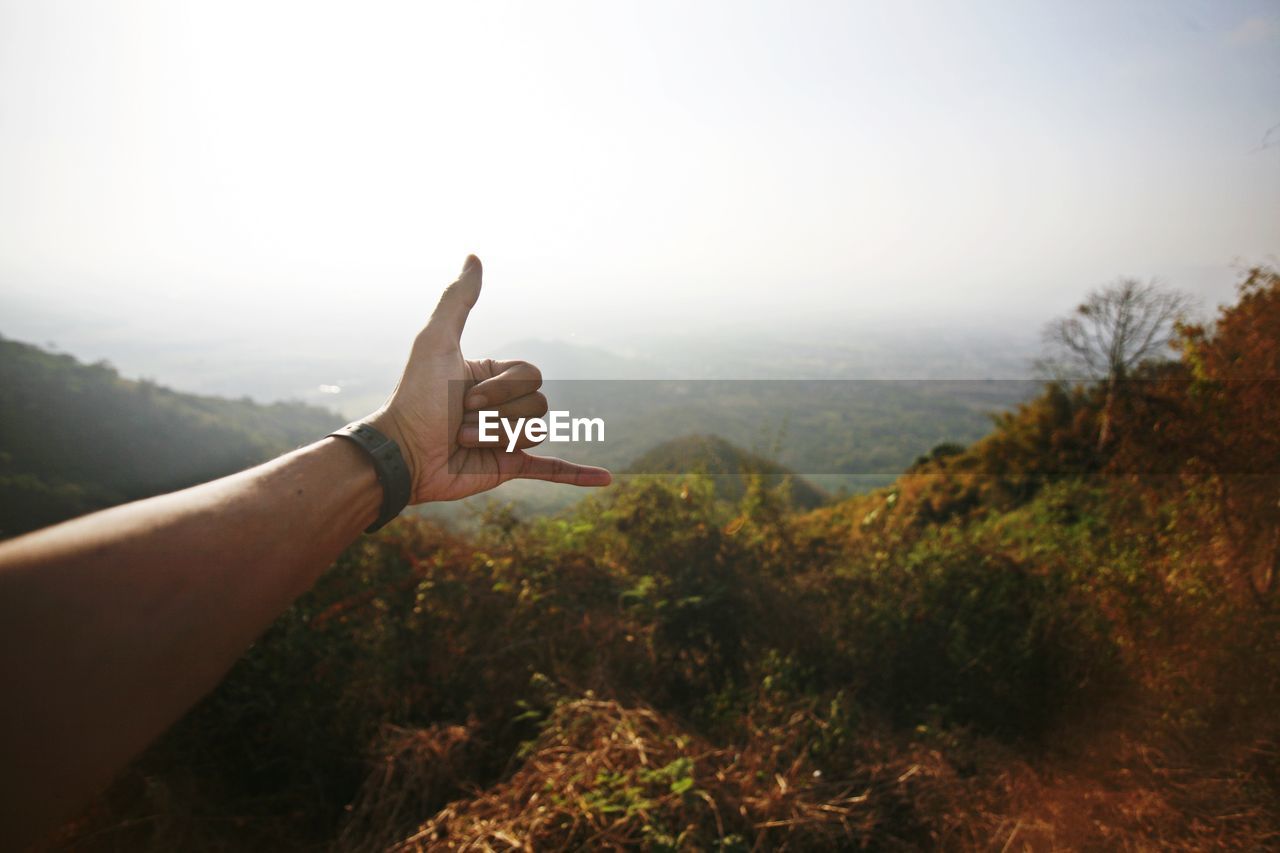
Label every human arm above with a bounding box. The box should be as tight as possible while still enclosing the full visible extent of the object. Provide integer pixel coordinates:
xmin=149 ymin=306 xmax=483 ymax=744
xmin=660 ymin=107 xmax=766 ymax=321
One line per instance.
xmin=0 ymin=255 xmax=609 ymax=845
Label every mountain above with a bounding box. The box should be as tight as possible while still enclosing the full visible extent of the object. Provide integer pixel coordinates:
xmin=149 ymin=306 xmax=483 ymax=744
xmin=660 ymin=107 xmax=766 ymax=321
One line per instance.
xmin=504 ymin=326 xmax=1041 ymax=382
xmin=626 ymin=434 xmax=828 ymax=509
xmin=612 ymin=324 xmax=1041 ymax=379
xmin=0 ymin=335 xmax=344 ymax=537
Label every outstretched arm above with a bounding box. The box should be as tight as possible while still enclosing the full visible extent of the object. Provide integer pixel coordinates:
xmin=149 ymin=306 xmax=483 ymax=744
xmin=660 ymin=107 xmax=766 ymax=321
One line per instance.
xmin=0 ymin=255 xmax=609 ymax=846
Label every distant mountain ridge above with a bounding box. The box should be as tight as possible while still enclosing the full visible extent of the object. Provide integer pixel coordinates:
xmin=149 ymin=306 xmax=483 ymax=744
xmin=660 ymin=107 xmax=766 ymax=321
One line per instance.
xmin=1 ymin=331 xmax=1030 ymax=537
xmin=501 ymin=329 xmax=1039 ymax=381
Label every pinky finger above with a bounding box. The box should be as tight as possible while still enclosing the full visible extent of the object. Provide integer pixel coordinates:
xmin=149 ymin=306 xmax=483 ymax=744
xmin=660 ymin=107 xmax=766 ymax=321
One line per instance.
xmin=515 ymin=452 xmax=612 ymax=487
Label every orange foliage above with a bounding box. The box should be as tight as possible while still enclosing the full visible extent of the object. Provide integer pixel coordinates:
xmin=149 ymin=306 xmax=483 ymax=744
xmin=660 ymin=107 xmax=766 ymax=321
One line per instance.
xmin=1116 ymin=268 xmax=1280 ymax=606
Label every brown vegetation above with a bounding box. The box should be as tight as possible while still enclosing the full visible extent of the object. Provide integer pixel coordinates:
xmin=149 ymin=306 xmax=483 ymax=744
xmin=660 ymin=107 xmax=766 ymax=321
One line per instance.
xmin=48 ymin=269 xmax=1280 ymax=851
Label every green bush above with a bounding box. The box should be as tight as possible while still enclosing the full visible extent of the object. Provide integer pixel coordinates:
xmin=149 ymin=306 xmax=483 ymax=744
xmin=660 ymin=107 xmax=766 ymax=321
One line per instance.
xmin=841 ymin=538 xmax=1114 ymax=734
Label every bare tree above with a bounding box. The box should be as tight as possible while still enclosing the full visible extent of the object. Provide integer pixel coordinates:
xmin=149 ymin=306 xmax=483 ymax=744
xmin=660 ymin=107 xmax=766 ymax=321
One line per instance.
xmin=1041 ymin=278 xmax=1194 ymax=447
xmin=1042 ymin=278 xmax=1193 ymax=382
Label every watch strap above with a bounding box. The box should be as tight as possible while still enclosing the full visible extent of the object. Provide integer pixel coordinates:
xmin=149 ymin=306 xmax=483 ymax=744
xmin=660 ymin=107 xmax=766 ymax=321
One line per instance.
xmin=329 ymin=422 xmax=412 ymax=533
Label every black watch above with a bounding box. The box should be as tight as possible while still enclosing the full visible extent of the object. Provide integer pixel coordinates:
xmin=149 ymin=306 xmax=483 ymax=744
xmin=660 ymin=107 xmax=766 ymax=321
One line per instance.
xmin=329 ymin=422 xmax=413 ymax=533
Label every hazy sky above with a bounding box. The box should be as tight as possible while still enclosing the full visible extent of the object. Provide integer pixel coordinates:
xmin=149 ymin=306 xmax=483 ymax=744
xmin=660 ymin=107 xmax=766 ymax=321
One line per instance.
xmin=1 ymin=1 xmax=1278 ymax=380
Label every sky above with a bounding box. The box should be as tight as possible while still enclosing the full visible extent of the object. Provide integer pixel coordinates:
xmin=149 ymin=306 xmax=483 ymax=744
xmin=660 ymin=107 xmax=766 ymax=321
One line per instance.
xmin=1 ymin=0 xmax=1277 ymax=393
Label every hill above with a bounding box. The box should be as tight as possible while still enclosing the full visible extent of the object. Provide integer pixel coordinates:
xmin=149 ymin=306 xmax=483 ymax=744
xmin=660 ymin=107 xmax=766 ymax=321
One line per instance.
xmin=626 ymin=434 xmax=828 ymax=509
xmin=0 ymin=335 xmax=344 ymax=537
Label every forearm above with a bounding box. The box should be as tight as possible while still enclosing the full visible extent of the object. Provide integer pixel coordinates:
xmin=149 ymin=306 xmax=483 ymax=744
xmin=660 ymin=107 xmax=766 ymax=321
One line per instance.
xmin=0 ymin=436 xmax=380 ymax=843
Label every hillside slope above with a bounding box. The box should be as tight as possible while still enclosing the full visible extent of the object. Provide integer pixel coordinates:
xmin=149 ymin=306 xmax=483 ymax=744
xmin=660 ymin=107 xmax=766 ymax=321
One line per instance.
xmin=0 ymin=335 xmax=343 ymax=537
xmin=626 ymin=433 xmax=828 ymax=509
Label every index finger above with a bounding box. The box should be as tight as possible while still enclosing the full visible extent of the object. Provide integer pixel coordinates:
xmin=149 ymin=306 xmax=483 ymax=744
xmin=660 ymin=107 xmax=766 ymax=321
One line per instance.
xmin=515 ymin=452 xmax=612 ymax=487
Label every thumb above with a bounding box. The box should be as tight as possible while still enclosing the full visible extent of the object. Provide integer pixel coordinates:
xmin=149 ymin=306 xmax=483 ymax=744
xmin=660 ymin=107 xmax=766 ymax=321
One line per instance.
xmin=426 ymin=254 xmax=483 ymax=340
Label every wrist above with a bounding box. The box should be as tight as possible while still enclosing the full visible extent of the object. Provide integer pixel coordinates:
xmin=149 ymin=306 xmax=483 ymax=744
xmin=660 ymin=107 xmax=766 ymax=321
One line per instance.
xmin=317 ymin=437 xmax=385 ymax=531
xmin=361 ymin=408 xmax=421 ymax=505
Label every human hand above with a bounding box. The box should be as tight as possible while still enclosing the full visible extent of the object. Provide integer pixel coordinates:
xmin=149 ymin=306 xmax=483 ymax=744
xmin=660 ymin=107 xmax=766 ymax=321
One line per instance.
xmin=366 ymin=255 xmax=611 ymax=503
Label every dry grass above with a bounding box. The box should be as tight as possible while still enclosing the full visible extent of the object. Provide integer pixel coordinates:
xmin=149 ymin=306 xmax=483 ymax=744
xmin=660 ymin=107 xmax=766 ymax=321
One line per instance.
xmin=339 ymin=723 xmax=480 ymax=853
xmin=343 ymin=698 xmax=987 ymax=852
xmin=329 ymin=700 xmax=1280 ymax=852
xmin=986 ymin=735 xmax=1280 ymax=851
xmin=377 ymin=698 xmax=876 ymax=850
